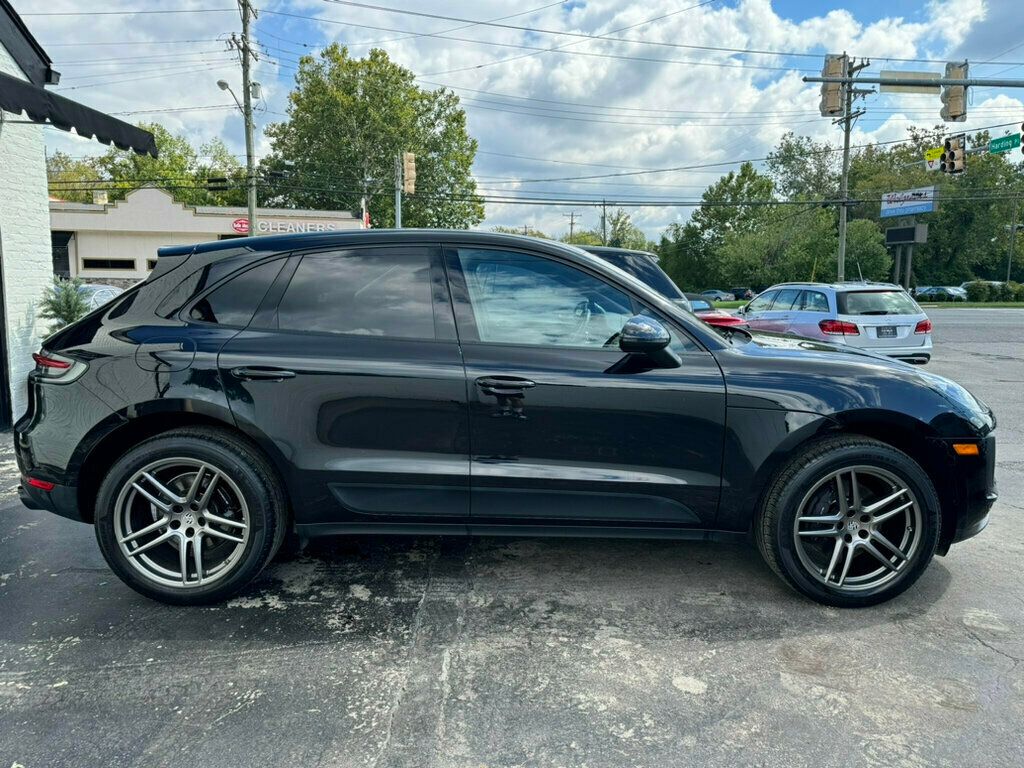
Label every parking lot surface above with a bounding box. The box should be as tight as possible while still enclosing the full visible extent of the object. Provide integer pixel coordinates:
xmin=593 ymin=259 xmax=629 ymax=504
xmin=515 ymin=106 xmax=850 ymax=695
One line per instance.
xmin=1 ymin=307 xmax=1022 ymax=768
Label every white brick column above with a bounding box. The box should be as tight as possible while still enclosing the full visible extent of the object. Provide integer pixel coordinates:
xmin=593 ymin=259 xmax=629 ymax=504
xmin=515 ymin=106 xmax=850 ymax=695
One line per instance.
xmin=0 ymin=43 xmax=54 ymax=423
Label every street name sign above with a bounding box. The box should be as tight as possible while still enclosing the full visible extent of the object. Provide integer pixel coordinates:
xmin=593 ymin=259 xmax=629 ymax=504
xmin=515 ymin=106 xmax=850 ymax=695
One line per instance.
xmin=879 ymin=70 xmax=940 ymax=94
xmin=989 ymin=134 xmax=1021 ymax=154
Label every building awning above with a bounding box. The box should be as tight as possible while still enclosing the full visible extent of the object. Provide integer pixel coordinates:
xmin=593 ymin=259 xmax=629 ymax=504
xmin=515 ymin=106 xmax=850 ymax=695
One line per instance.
xmin=0 ymin=71 xmax=157 ymax=157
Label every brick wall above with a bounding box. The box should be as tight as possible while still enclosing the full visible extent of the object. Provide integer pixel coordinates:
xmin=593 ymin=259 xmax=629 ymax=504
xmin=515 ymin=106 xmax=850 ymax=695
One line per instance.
xmin=0 ymin=43 xmax=54 ymax=423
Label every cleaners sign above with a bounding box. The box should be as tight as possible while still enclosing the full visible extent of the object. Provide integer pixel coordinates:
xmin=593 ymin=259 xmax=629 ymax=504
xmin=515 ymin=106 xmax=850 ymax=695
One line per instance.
xmin=231 ymin=218 xmax=340 ymax=234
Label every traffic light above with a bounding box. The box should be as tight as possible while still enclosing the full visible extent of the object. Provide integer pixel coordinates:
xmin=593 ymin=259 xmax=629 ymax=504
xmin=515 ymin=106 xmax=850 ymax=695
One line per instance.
xmin=941 ymin=133 xmax=966 ymax=174
xmin=818 ymin=54 xmax=848 ymax=117
xmin=402 ymin=152 xmax=416 ymax=195
xmin=940 ymin=61 xmax=968 ymax=122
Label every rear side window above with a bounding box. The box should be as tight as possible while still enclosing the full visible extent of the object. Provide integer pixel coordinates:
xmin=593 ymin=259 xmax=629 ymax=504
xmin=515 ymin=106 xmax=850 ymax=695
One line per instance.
xmin=595 ymin=251 xmax=684 ymax=299
xmin=838 ymin=290 xmax=921 ymax=316
xmin=799 ymin=290 xmax=830 ymax=312
xmin=275 ymin=248 xmax=435 ymax=339
xmin=189 ymin=259 xmax=284 ymax=326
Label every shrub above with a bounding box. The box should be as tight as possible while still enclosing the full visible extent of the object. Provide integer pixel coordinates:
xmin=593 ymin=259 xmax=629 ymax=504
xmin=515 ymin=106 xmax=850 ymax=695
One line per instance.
xmin=964 ymin=280 xmax=990 ymax=302
xmin=1009 ymin=281 xmax=1024 ymax=302
xmin=39 ymin=277 xmax=89 ymax=332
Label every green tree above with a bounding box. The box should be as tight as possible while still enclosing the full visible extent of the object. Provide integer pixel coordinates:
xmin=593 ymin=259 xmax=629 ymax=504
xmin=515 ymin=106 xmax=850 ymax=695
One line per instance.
xmin=605 ymin=209 xmax=648 ymax=250
xmin=47 ymin=124 xmax=246 ymax=206
xmin=689 ymin=162 xmax=776 ymax=248
xmin=561 ymin=229 xmax=604 ymax=246
xmin=263 ymin=45 xmax=483 ymax=228
xmin=766 ymin=132 xmax=838 ymax=200
xmin=492 ymin=225 xmax=551 ymax=238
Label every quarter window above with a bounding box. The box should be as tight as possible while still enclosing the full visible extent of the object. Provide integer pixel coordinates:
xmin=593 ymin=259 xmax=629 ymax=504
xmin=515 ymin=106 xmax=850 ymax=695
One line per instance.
xmin=189 ymin=258 xmax=284 ymax=326
xmin=456 ymin=249 xmax=635 ymax=348
xmin=276 ymin=248 xmax=435 ymax=339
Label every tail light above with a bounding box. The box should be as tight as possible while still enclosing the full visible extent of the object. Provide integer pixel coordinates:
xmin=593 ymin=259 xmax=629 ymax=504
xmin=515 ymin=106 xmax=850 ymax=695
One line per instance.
xmin=31 ymin=350 xmax=86 ymax=382
xmin=914 ymin=319 xmax=932 ymax=334
xmin=819 ymin=319 xmax=860 ymax=336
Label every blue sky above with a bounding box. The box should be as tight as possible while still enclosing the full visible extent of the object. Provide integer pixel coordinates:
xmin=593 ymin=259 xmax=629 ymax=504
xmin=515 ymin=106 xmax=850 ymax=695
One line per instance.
xmin=16 ymin=0 xmax=1024 ymax=237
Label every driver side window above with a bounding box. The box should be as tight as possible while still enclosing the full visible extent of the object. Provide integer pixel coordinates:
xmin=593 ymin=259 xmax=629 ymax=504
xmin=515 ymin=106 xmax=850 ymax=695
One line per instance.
xmin=454 ymin=248 xmax=634 ymax=348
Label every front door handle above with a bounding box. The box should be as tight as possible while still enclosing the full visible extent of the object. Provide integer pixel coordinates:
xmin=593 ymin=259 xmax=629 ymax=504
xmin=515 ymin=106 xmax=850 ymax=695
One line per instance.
xmin=476 ymin=376 xmax=536 ymax=397
xmin=230 ymin=366 xmax=297 ymax=382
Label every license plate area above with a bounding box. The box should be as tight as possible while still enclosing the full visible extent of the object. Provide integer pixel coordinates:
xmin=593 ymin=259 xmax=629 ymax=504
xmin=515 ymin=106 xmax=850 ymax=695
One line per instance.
xmin=876 ymin=326 xmax=898 ymax=338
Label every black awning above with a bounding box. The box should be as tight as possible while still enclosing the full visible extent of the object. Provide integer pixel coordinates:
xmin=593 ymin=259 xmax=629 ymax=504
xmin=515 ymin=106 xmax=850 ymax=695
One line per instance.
xmin=0 ymin=71 xmax=157 ymax=157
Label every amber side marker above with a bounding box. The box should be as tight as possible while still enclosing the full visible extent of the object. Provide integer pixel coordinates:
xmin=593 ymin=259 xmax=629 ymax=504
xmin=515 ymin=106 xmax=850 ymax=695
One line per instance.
xmin=953 ymin=443 xmax=980 ymax=456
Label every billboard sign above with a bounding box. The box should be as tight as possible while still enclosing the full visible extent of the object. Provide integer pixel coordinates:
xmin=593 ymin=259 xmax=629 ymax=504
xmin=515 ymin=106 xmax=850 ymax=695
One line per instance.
xmin=880 ymin=186 xmax=937 ymax=218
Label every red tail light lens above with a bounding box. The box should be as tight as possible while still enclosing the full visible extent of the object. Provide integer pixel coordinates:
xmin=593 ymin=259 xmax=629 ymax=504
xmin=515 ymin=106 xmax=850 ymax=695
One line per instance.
xmin=819 ymin=319 xmax=860 ymax=336
xmin=914 ymin=319 xmax=932 ymax=334
xmin=32 ymin=352 xmax=72 ymax=370
xmin=25 ymin=476 xmax=55 ymax=491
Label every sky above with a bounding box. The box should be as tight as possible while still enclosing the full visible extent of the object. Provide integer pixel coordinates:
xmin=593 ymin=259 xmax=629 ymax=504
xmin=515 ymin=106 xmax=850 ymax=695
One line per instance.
xmin=14 ymin=0 xmax=1024 ymax=238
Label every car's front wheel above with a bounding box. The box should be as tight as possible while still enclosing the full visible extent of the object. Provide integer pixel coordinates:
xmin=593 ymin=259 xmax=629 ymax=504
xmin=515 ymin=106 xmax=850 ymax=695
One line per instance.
xmin=756 ymin=436 xmax=940 ymax=607
xmin=94 ymin=427 xmax=286 ymax=605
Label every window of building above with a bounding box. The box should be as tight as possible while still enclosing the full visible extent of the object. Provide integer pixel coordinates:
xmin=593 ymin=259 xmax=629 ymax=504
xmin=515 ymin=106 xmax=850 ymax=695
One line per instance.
xmin=274 ymin=248 xmax=435 ymax=339
xmin=147 ymin=259 xmax=157 ymax=271
xmin=82 ymin=258 xmax=136 ymax=271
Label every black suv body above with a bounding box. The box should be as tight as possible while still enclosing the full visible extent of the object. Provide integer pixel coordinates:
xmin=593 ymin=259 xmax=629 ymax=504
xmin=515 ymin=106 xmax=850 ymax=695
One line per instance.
xmin=15 ymin=231 xmax=996 ymax=606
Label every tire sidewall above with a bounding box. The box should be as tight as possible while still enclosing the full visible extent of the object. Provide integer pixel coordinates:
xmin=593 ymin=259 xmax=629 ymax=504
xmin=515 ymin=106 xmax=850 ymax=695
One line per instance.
xmin=772 ymin=443 xmax=940 ymax=607
xmin=94 ymin=434 xmax=278 ymax=604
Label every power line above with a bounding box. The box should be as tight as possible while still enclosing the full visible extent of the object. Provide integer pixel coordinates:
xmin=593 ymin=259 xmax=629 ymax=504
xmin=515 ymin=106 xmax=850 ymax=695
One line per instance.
xmin=54 ymin=64 xmax=231 ymax=92
xmin=44 ymin=38 xmax=223 ymax=47
xmin=21 ymin=8 xmax=236 ymax=16
xmin=302 ymin=0 xmax=1024 ymax=69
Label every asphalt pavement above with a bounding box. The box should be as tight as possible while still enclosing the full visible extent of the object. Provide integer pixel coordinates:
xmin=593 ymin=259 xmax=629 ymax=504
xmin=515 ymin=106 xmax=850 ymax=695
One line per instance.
xmin=1 ymin=307 xmax=1022 ymax=768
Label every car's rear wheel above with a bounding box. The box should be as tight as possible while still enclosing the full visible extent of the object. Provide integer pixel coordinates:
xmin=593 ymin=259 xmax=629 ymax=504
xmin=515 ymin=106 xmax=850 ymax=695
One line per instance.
xmin=756 ymin=436 xmax=940 ymax=607
xmin=95 ymin=427 xmax=286 ymax=605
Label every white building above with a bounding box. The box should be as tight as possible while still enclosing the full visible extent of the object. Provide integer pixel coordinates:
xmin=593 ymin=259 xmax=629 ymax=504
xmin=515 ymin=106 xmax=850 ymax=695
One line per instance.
xmin=0 ymin=0 xmax=156 ymax=426
xmin=50 ymin=187 xmax=364 ymax=284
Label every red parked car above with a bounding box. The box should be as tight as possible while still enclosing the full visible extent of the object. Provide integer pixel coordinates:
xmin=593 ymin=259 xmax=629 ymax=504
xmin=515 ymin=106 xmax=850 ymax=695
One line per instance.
xmin=685 ymin=293 xmax=748 ymax=329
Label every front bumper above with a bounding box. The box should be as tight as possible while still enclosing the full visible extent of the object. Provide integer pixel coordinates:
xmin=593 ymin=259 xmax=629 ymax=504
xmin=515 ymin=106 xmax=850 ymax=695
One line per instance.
xmin=935 ymin=433 xmax=997 ymax=552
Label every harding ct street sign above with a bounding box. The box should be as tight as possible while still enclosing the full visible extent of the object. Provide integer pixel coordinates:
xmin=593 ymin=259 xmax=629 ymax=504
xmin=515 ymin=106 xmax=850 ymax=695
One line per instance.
xmin=989 ymin=134 xmax=1021 ymax=154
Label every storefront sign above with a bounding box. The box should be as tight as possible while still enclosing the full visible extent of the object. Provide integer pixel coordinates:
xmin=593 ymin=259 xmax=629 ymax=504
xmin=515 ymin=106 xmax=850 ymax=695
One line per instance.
xmin=880 ymin=186 xmax=937 ymax=219
xmin=230 ymin=218 xmax=339 ymax=234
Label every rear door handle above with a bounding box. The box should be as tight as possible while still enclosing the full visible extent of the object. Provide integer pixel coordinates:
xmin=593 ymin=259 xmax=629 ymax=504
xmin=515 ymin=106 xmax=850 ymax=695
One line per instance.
xmin=476 ymin=376 xmax=536 ymax=397
xmin=231 ymin=366 xmax=296 ymax=381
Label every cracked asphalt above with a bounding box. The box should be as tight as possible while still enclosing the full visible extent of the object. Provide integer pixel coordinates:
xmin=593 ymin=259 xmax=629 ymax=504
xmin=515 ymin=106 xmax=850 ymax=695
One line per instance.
xmin=1 ymin=307 xmax=1022 ymax=768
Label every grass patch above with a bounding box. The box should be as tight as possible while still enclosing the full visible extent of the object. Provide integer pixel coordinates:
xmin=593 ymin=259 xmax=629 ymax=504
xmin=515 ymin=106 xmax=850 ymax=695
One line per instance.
xmin=920 ymin=302 xmax=1024 ymax=309
xmin=712 ymin=300 xmax=746 ymax=309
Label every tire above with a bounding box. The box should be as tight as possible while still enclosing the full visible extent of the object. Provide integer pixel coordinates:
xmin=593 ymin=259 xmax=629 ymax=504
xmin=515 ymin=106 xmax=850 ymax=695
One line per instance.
xmin=756 ymin=435 xmax=940 ymax=608
xmin=94 ymin=427 xmax=287 ymax=605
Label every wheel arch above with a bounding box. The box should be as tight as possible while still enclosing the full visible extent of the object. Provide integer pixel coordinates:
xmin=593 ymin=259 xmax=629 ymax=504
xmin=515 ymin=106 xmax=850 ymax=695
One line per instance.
xmin=75 ymin=399 xmax=294 ymax=526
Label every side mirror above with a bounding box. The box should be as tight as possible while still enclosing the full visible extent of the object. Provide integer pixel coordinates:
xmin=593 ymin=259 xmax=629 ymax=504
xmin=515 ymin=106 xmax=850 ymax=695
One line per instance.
xmin=618 ymin=315 xmax=680 ymax=369
xmin=737 ymin=304 xmax=747 ymax=315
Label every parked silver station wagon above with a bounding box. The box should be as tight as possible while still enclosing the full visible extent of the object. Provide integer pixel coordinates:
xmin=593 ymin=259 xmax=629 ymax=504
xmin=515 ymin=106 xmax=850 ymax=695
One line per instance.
xmin=738 ymin=282 xmax=932 ymax=364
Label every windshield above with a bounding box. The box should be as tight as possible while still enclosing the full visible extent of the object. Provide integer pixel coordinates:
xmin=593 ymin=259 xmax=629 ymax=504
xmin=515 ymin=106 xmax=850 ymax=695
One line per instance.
xmin=838 ymin=290 xmax=922 ymax=316
xmin=689 ymin=298 xmax=712 ymax=311
xmin=596 ymin=251 xmax=685 ymax=299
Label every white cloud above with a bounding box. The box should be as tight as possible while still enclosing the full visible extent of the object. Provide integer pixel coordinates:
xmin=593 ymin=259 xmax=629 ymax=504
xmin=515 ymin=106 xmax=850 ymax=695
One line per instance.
xmin=21 ymin=0 xmax=1021 ymax=237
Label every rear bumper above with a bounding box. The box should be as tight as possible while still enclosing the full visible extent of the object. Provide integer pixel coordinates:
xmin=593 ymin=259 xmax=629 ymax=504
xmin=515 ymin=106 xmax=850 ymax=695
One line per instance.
xmin=18 ymin=477 xmax=85 ymax=522
xmin=867 ymin=339 xmax=933 ymax=363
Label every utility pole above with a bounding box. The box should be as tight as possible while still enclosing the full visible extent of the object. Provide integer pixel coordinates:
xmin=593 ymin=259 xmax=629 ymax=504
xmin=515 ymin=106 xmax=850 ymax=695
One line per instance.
xmin=238 ymin=0 xmax=258 ymax=235
xmin=600 ymin=200 xmax=608 ymax=245
xmin=834 ymin=55 xmax=870 ymax=283
xmin=394 ymin=154 xmax=402 ymax=228
xmin=1009 ymin=196 xmax=1020 ymax=283
xmin=563 ymin=211 xmax=579 ymax=243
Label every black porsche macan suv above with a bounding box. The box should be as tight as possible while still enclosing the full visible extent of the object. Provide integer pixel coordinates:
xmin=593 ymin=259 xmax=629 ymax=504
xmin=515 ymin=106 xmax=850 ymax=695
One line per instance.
xmin=15 ymin=231 xmax=997 ymax=607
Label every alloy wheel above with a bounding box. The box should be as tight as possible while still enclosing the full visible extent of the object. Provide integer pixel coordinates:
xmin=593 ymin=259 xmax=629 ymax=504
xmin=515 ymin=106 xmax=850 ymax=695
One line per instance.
xmin=792 ymin=466 xmax=922 ymax=592
xmin=114 ymin=457 xmax=251 ymax=589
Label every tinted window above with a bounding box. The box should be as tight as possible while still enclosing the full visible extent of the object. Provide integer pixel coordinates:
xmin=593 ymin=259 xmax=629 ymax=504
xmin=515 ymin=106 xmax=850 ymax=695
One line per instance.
xmin=593 ymin=251 xmax=684 ymax=299
xmin=189 ymin=258 xmax=284 ymax=326
xmin=746 ymin=291 xmax=776 ymax=313
xmin=771 ymin=288 xmax=802 ymax=310
xmin=457 ymin=249 xmax=634 ymax=347
xmin=838 ymin=290 xmax=921 ymax=316
xmin=276 ymin=248 xmax=435 ymax=338
xmin=800 ymin=290 xmax=829 ymax=312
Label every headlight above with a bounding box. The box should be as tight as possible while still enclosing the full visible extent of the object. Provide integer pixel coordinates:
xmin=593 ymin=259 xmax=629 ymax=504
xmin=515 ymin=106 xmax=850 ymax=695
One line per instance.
xmin=917 ymin=371 xmax=989 ymax=424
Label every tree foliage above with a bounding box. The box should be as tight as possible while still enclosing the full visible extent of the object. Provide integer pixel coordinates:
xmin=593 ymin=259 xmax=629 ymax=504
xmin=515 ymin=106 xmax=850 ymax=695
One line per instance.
xmin=47 ymin=124 xmax=246 ymax=206
xmin=263 ymin=45 xmax=483 ymax=229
